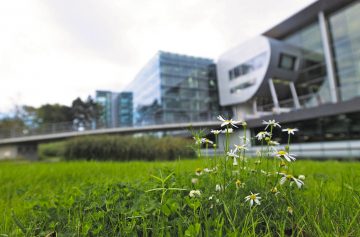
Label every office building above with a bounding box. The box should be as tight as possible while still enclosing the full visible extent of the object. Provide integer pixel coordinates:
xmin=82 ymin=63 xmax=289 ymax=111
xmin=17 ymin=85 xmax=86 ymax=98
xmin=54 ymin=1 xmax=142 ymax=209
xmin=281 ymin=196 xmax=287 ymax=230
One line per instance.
xmin=125 ymin=51 xmax=227 ymax=125
xmin=117 ymin=92 xmax=133 ymax=127
xmin=95 ymin=90 xmax=133 ymax=128
xmin=95 ymin=90 xmax=114 ymax=128
xmin=216 ymin=0 xmax=360 ymax=156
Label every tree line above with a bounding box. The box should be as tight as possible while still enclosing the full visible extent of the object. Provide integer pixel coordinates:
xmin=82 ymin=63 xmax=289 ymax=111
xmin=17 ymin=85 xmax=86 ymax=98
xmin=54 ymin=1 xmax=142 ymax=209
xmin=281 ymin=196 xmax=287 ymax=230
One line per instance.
xmin=0 ymin=96 xmax=103 ymax=135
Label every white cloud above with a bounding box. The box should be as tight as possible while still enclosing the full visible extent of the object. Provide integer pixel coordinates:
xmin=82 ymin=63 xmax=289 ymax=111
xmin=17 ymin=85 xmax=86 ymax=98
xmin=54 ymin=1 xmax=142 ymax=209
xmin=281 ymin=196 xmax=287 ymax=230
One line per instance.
xmin=0 ymin=0 xmax=316 ymax=113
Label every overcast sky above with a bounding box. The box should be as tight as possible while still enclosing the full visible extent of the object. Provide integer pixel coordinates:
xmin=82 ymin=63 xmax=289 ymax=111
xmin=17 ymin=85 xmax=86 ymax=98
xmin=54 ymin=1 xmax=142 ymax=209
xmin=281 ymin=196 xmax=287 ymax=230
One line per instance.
xmin=0 ymin=0 xmax=316 ymax=113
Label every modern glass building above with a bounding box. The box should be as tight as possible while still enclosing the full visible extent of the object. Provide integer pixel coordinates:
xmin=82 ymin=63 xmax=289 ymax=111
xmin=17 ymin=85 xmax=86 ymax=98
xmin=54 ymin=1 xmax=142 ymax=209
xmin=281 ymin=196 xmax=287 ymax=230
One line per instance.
xmin=262 ymin=0 xmax=359 ymax=108
xmin=216 ymin=0 xmax=360 ymax=157
xmin=125 ymin=51 xmax=227 ymax=125
xmin=117 ymin=92 xmax=133 ymax=127
xmin=96 ymin=90 xmax=133 ymax=128
xmin=95 ymin=90 xmax=113 ymax=128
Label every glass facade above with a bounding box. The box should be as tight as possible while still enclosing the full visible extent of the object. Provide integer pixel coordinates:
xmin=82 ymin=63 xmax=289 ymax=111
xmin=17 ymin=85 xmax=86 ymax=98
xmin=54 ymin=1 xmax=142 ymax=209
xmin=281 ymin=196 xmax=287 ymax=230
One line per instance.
xmin=95 ymin=90 xmax=113 ymax=128
xmin=125 ymin=51 xmax=227 ymax=125
xmin=117 ymin=92 xmax=133 ymax=127
xmin=125 ymin=54 xmax=161 ymax=125
xmin=283 ymin=22 xmax=332 ymax=107
xmin=329 ymin=1 xmax=360 ymax=101
xmin=228 ymin=52 xmax=267 ymax=80
xmin=279 ymin=2 xmax=360 ymax=106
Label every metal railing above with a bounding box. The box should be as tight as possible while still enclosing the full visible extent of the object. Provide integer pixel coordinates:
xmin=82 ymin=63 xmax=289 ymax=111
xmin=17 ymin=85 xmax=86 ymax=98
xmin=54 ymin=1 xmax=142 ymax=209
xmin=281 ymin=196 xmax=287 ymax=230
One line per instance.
xmin=0 ymin=115 xmax=221 ymax=140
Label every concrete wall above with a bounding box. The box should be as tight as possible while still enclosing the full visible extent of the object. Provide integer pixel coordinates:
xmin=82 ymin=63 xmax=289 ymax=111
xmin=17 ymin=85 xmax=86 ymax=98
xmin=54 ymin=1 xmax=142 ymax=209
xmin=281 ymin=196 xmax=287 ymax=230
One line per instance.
xmin=0 ymin=145 xmax=18 ymax=160
xmin=0 ymin=144 xmax=38 ymax=160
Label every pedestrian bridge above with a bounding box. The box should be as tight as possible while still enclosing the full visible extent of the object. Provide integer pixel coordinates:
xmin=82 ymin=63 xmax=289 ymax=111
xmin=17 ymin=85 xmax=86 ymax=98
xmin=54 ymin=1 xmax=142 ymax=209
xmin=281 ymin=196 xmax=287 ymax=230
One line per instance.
xmin=0 ymin=120 xmax=220 ymax=160
xmin=2 ymin=97 xmax=360 ymax=160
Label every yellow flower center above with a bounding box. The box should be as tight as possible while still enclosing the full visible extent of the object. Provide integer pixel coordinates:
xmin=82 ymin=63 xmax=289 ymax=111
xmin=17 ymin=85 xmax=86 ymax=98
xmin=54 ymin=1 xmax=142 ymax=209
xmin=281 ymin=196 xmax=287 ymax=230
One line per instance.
xmin=236 ymin=180 xmax=241 ymax=185
xmin=278 ymin=150 xmax=287 ymax=156
xmin=286 ymin=174 xmax=293 ymax=180
xmin=250 ymin=194 xmax=257 ymax=200
xmin=196 ymin=168 xmax=202 ymax=173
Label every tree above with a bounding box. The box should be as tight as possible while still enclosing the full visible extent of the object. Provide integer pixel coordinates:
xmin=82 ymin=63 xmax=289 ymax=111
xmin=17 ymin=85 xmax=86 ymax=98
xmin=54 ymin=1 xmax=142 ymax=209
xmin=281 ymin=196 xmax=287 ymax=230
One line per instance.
xmin=0 ymin=105 xmax=38 ymax=137
xmin=71 ymin=96 xmax=102 ymax=129
xmin=0 ymin=117 xmax=26 ymax=138
xmin=36 ymin=104 xmax=73 ymax=124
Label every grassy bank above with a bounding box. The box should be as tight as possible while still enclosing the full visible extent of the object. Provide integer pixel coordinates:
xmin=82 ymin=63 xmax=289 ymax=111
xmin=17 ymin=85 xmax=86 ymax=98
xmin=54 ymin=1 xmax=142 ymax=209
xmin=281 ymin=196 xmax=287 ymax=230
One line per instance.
xmin=0 ymin=159 xmax=359 ymax=236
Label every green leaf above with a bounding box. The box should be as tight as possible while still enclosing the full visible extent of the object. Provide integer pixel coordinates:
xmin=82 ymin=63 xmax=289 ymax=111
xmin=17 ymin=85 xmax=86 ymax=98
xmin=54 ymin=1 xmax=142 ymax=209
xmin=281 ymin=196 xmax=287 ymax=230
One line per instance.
xmin=161 ymin=203 xmax=171 ymax=217
xmin=185 ymin=223 xmax=201 ymax=236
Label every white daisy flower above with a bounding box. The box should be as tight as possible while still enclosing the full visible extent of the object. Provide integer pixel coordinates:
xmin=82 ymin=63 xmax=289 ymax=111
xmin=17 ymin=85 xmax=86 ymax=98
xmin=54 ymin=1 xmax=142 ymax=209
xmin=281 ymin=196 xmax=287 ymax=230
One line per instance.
xmin=255 ymin=131 xmax=270 ymax=141
xmin=215 ymin=184 xmax=223 ymax=192
xmin=195 ymin=168 xmax=202 ymax=176
xmin=298 ymin=175 xmax=305 ymax=180
xmin=189 ymin=190 xmax=201 ymax=198
xmin=193 ymin=137 xmax=213 ymax=145
xmin=217 ymin=115 xmax=242 ymax=128
xmin=222 ymin=128 xmax=233 ymax=134
xmin=279 ymin=174 xmax=304 ymax=189
xmin=234 ymin=144 xmax=248 ymax=152
xmin=211 ymin=129 xmax=221 ymax=135
xmin=244 ymin=192 xmax=261 ymax=207
xmin=227 ymin=149 xmax=239 ymax=158
xmin=203 ymin=168 xmax=211 ymax=173
xmin=191 ymin=178 xmax=199 ymax=184
xmin=239 ymin=136 xmax=250 ymax=143
xmin=282 ymin=128 xmax=299 ymax=135
xmin=262 ymin=120 xmax=281 ymax=130
xmin=268 ymin=140 xmax=280 ymax=146
xmin=275 ymin=150 xmax=296 ymax=162
xmin=233 ymin=157 xmax=238 ymax=166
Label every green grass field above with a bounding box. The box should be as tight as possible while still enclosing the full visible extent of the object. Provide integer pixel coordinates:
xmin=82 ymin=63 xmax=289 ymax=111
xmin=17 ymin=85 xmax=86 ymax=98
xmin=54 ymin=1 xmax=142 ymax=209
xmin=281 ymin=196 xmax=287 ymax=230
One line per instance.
xmin=1 ymin=159 xmax=360 ymax=236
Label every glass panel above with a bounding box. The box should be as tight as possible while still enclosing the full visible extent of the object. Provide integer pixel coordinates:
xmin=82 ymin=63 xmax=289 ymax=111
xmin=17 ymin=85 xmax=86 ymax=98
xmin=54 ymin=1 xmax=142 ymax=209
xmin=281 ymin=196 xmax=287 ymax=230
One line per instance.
xmin=329 ymin=1 xmax=360 ymax=102
xmin=124 ymin=52 xmax=226 ymax=124
xmin=283 ymin=22 xmax=332 ymax=107
xmin=228 ymin=52 xmax=267 ymax=81
xmin=278 ymin=53 xmax=297 ymax=71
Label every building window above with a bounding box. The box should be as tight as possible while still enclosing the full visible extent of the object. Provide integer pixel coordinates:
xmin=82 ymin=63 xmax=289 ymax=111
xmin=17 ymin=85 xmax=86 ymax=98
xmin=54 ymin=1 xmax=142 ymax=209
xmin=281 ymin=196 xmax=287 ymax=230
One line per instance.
xmin=230 ymin=78 xmax=256 ymax=94
xmin=228 ymin=52 xmax=267 ymax=81
xmin=278 ymin=53 xmax=297 ymax=71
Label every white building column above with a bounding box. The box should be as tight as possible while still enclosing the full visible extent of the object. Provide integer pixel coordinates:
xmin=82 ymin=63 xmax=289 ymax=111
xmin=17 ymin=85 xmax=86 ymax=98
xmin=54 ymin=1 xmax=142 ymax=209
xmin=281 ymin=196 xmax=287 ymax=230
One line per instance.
xmin=318 ymin=11 xmax=339 ymax=103
xmin=252 ymin=99 xmax=258 ymax=115
xmin=268 ymin=78 xmax=280 ymax=109
xmin=289 ymin=82 xmax=301 ymax=109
